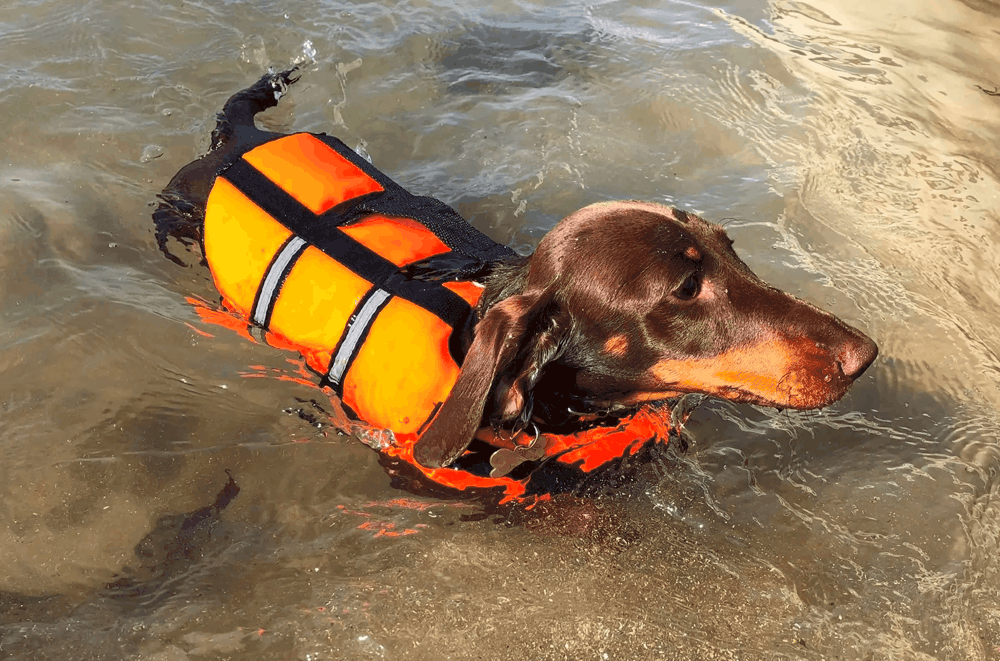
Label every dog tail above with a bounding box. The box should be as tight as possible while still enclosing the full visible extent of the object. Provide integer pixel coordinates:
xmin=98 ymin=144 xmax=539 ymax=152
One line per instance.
xmin=211 ymin=68 xmax=300 ymax=149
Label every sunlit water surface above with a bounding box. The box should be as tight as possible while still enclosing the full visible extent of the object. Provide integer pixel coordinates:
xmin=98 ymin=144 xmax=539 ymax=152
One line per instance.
xmin=2 ymin=0 xmax=1000 ymax=658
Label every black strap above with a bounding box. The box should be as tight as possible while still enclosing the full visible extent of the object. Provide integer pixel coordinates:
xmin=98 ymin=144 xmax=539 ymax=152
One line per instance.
xmin=221 ymin=159 xmax=471 ymax=332
xmin=310 ymin=134 xmax=517 ymax=265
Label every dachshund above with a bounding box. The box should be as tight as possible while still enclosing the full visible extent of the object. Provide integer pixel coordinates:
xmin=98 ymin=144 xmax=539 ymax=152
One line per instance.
xmin=154 ymin=70 xmax=878 ymax=482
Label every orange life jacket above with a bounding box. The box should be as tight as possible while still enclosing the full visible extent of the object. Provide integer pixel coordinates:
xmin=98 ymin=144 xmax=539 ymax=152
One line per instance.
xmin=203 ymin=132 xmax=512 ymax=434
xmin=200 ymin=132 xmax=675 ymax=504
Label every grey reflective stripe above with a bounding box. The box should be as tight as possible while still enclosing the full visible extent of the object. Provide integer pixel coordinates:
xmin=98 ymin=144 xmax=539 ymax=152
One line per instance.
xmin=252 ymin=235 xmax=307 ymax=326
xmin=326 ymin=288 xmax=392 ymax=385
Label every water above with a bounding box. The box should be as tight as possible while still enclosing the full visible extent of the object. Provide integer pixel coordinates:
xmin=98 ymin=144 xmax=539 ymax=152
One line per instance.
xmin=1 ymin=0 xmax=999 ymax=658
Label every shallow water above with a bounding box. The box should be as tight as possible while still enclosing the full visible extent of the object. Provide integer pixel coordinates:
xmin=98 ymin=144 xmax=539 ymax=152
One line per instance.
xmin=2 ymin=0 xmax=1000 ymax=658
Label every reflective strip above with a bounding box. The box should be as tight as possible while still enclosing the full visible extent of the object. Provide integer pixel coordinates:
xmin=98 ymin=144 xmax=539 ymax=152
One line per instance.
xmin=252 ymin=235 xmax=307 ymax=327
xmin=327 ymin=288 xmax=392 ymax=386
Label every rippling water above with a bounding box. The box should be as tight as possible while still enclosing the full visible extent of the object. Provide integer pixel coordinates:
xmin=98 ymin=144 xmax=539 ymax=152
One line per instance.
xmin=2 ymin=0 xmax=1000 ymax=658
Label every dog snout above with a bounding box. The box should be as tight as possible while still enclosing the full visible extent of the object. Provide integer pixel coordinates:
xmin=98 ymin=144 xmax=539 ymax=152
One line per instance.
xmin=835 ymin=332 xmax=878 ymax=380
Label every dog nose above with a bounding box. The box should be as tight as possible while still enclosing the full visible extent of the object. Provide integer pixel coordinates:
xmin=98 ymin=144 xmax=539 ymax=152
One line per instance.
xmin=837 ymin=334 xmax=878 ymax=379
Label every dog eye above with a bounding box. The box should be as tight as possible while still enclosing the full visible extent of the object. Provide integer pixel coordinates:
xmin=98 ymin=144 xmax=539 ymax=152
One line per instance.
xmin=674 ymin=273 xmax=701 ymax=300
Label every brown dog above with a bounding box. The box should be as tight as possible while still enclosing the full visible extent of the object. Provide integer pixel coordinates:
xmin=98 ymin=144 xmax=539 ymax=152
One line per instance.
xmin=155 ymin=70 xmax=877 ymax=476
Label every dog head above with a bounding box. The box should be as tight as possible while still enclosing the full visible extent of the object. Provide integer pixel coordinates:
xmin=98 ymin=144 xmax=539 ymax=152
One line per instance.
xmin=414 ymin=202 xmax=878 ymax=468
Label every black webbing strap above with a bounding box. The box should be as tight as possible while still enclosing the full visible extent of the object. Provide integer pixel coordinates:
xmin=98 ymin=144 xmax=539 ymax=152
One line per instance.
xmin=220 ymin=159 xmax=471 ymax=332
xmin=309 ymin=134 xmax=517 ymax=266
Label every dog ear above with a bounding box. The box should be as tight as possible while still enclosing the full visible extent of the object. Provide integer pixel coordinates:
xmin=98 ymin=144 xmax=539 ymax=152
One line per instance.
xmin=413 ymin=290 xmax=565 ymax=468
xmin=490 ymin=307 xmax=568 ymax=430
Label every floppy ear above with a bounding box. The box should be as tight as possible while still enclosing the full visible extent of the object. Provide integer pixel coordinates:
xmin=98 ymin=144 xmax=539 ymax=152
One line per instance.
xmin=413 ymin=290 xmax=565 ymax=468
xmin=491 ymin=304 xmax=568 ymax=430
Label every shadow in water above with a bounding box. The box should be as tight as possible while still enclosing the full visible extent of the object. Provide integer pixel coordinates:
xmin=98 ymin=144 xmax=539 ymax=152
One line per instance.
xmin=103 ymin=471 xmax=241 ymax=608
xmin=0 ymin=471 xmax=240 ymax=629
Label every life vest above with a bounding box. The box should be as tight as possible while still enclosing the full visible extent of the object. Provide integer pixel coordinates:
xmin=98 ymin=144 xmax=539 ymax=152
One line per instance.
xmin=203 ymin=132 xmax=513 ymax=434
xmin=199 ymin=132 xmax=677 ymax=504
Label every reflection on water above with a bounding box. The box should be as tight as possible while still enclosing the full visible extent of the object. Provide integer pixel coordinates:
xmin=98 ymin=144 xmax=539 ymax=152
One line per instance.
xmin=2 ymin=0 xmax=1000 ymax=658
